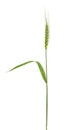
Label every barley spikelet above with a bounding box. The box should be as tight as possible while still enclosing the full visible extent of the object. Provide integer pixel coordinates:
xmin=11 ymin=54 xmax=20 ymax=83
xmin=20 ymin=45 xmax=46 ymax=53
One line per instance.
xmin=45 ymin=18 xmax=49 ymax=50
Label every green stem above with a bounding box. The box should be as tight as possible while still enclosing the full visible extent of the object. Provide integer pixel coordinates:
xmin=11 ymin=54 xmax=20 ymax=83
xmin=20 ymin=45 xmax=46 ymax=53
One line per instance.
xmin=45 ymin=49 xmax=48 ymax=130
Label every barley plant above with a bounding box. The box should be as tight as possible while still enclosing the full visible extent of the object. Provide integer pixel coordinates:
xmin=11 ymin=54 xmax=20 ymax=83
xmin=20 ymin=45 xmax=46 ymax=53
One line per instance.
xmin=9 ymin=15 xmax=49 ymax=130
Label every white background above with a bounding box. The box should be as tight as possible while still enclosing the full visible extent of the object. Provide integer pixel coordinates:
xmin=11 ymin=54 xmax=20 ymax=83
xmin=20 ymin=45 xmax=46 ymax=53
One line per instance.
xmin=0 ymin=0 xmax=77 ymax=130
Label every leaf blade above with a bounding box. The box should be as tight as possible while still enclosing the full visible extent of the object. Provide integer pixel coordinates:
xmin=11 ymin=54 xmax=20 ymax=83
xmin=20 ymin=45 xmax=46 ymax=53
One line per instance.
xmin=9 ymin=61 xmax=34 ymax=71
xmin=36 ymin=61 xmax=47 ymax=83
xmin=9 ymin=60 xmax=47 ymax=83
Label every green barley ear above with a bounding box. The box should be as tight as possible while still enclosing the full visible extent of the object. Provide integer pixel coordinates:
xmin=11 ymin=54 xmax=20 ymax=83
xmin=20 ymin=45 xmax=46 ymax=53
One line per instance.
xmin=45 ymin=16 xmax=49 ymax=50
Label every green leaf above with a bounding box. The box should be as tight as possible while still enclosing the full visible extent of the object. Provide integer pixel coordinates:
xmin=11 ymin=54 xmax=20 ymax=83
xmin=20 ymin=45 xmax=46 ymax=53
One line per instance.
xmin=9 ymin=61 xmax=47 ymax=83
xmin=9 ymin=61 xmax=34 ymax=71
xmin=36 ymin=61 xmax=47 ymax=83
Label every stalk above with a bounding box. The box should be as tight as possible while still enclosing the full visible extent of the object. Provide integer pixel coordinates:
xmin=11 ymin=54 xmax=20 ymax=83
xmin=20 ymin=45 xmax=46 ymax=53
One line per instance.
xmin=45 ymin=14 xmax=49 ymax=130
xmin=45 ymin=49 xmax=48 ymax=130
